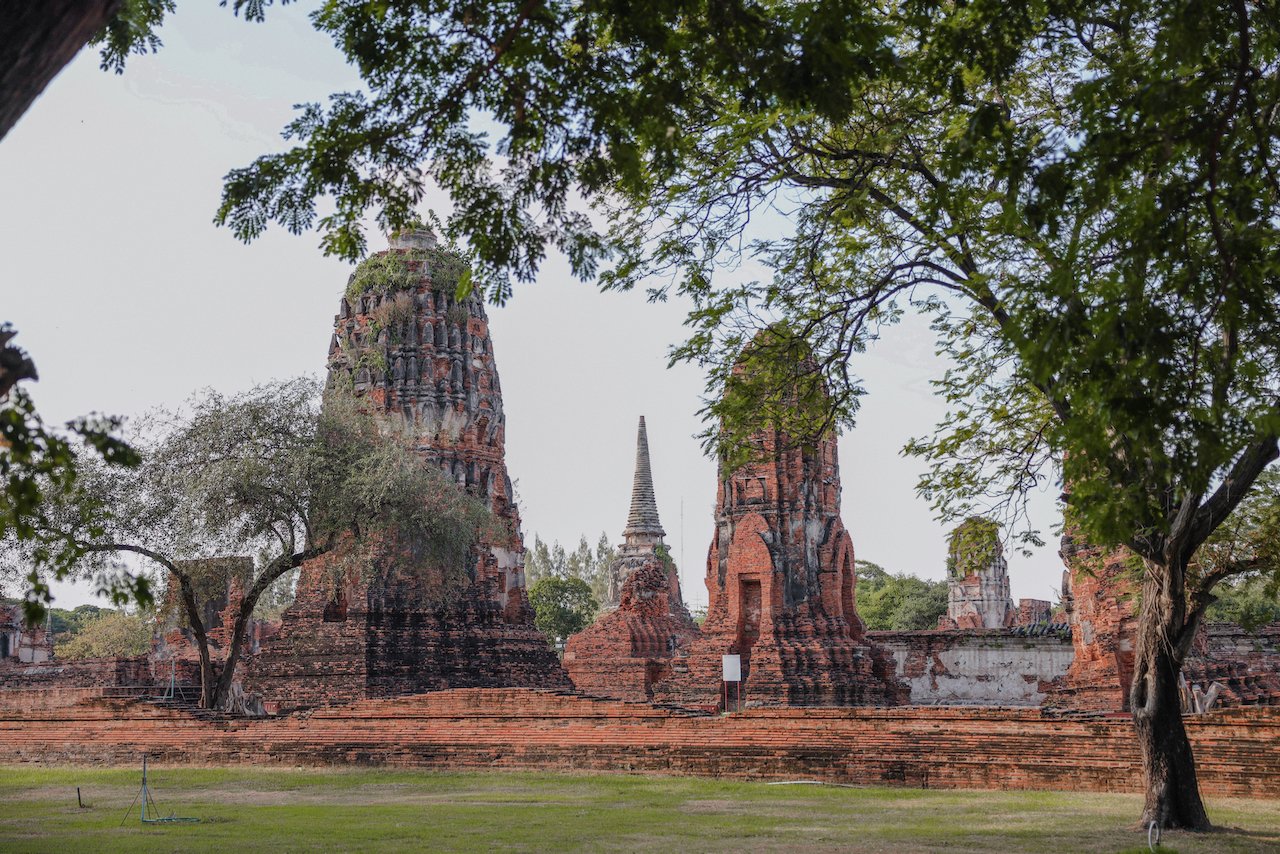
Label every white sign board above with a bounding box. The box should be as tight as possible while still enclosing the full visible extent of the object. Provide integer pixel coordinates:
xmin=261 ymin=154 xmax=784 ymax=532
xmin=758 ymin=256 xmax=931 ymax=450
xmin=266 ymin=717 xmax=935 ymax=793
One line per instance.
xmin=722 ymin=654 xmax=742 ymax=682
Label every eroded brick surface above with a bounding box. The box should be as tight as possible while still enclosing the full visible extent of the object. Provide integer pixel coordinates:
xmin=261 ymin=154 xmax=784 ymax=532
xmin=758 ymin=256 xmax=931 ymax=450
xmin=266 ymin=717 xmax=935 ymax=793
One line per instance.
xmin=566 ymin=560 xmax=699 ymax=701
xmin=1048 ymin=532 xmax=1280 ymax=711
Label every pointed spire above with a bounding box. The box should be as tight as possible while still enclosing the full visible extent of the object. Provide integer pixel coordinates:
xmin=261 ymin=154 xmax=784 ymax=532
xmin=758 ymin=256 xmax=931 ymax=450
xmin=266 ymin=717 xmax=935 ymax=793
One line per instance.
xmin=623 ymin=416 xmax=665 ymax=546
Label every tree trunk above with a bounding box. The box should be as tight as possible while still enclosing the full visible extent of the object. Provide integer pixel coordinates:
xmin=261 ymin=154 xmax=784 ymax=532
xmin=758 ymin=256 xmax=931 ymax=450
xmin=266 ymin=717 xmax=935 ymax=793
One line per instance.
xmin=175 ymin=575 xmax=217 ymax=709
xmin=1129 ymin=559 xmax=1211 ymax=830
xmin=0 ymin=0 xmax=122 ymax=142
xmin=211 ymin=603 xmax=251 ymax=712
xmin=210 ymin=554 xmax=313 ymax=711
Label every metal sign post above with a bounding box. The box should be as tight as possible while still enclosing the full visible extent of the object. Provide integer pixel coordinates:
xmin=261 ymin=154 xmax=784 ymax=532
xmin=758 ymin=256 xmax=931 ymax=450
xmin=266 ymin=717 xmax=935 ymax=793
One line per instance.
xmin=722 ymin=654 xmax=742 ymax=713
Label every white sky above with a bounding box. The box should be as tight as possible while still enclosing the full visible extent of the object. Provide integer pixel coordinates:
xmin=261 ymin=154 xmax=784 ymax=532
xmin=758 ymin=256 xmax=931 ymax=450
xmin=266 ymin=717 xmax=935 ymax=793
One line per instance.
xmin=0 ymin=3 xmax=1066 ymax=611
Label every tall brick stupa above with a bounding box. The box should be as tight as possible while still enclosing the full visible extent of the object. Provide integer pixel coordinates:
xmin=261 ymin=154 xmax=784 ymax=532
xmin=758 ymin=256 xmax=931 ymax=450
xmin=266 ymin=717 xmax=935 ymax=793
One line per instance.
xmin=652 ymin=341 xmax=906 ymax=708
xmin=248 ymin=229 xmax=568 ymax=710
xmin=563 ymin=417 xmax=699 ymax=701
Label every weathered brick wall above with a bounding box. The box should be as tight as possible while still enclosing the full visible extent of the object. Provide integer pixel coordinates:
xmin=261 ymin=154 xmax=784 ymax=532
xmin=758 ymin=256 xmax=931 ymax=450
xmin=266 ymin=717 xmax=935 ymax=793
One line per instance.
xmin=1 ymin=687 xmax=1277 ymax=799
xmin=0 ymin=656 xmax=155 ymax=690
xmin=1185 ymin=622 xmax=1280 ymax=707
xmin=870 ymin=629 xmax=1074 ymax=706
xmin=247 ymin=557 xmax=568 ymax=713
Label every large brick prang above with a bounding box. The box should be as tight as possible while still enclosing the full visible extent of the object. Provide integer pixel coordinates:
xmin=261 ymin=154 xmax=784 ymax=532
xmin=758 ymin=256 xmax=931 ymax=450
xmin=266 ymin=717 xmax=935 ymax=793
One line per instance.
xmin=247 ymin=229 xmax=568 ymax=710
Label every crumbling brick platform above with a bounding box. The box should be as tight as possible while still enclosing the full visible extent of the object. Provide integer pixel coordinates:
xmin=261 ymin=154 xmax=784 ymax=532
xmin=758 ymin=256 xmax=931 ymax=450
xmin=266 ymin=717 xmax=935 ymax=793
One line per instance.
xmin=2 ymin=687 xmax=1277 ymax=799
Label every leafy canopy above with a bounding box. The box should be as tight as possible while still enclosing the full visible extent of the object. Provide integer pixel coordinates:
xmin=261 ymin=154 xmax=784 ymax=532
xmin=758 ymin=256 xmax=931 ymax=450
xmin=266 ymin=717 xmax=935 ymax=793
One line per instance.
xmin=57 ymin=609 xmax=153 ymax=660
xmin=856 ymin=560 xmax=949 ymax=632
xmin=208 ymin=1 xmax=895 ymax=298
xmin=0 ymin=326 xmax=142 ymax=622
xmin=525 ymin=532 xmax=615 ymax=605
xmin=528 ymin=574 xmax=598 ymax=645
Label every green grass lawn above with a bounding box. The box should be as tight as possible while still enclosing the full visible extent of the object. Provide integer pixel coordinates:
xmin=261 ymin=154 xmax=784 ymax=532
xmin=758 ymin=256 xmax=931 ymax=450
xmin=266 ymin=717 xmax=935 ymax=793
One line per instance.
xmin=0 ymin=766 xmax=1276 ymax=853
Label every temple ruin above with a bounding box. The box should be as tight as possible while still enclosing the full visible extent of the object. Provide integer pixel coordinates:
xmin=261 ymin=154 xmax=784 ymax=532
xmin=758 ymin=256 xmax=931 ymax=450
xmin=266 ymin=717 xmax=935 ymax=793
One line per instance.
xmin=563 ymin=416 xmax=699 ymax=700
xmin=651 ymin=345 xmax=906 ymax=708
xmin=935 ymin=517 xmax=1052 ymax=630
xmin=0 ymin=602 xmax=51 ymax=664
xmin=2 ymin=234 xmax=1278 ymax=797
xmin=1047 ymin=531 xmax=1280 ymax=712
xmin=246 ymin=229 xmax=568 ymax=711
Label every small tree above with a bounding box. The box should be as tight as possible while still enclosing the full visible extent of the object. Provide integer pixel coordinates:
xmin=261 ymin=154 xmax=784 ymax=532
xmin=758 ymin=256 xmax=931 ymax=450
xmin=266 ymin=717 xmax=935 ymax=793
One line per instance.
xmin=525 ymin=532 xmax=615 ymax=604
xmin=57 ymin=609 xmax=152 ymax=659
xmin=9 ymin=377 xmax=493 ymax=710
xmin=527 ymin=575 xmax=598 ymax=649
xmin=856 ymin=562 xmax=949 ymax=632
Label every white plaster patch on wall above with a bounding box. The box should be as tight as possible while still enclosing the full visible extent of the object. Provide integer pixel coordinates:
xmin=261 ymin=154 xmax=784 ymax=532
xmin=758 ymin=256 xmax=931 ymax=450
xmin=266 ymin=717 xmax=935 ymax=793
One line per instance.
xmin=878 ymin=633 xmax=1074 ymax=706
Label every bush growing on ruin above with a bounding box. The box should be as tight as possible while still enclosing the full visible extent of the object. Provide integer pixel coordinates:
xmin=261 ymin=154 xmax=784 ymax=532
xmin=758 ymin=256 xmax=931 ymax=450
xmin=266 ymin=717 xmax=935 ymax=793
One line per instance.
xmin=344 ymin=243 xmax=469 ymax=302
xmin=57 ymin=609 xmax=152 ymax=659
xmin=945 ymin=519 xmax=1003 ymax=581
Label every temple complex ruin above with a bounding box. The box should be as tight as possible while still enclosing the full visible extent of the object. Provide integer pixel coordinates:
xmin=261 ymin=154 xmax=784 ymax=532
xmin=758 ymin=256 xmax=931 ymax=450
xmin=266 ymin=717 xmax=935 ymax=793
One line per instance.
xmin=245 ymin=229 xmax=568 ymax=711
xmin=563 ymin=417 xmax=699 ymax=700
xmin=1 ymin=231 xmax=1277 ymax=801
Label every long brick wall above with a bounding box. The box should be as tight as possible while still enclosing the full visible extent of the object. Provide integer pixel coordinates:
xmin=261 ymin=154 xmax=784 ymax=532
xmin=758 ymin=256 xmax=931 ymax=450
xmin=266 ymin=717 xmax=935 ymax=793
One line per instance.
xmin=1 ymin=688 xmax=1277 ymax=799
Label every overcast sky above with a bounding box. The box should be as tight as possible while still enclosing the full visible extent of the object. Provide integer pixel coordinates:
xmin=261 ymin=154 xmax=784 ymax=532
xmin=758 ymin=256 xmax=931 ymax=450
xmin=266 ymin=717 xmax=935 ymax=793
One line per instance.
xmin=0 ymin=3 xmax=1066 ymax=611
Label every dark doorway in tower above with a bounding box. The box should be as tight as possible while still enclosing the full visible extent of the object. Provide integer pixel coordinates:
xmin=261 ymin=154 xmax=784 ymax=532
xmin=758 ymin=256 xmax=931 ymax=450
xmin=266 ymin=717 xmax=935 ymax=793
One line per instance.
xmin=840 ymin=554 xmax=855 ymax=629
xmin=322 ymin=592 xmax=348 ymax=623
xmin=737 ymin=578 xmax=761 ymax=678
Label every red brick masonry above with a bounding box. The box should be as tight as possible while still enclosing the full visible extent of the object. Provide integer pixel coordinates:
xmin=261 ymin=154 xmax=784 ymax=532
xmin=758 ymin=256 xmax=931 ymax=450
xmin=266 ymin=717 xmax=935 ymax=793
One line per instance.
xmin=1 ymin=688 xmax=1276 ymax=799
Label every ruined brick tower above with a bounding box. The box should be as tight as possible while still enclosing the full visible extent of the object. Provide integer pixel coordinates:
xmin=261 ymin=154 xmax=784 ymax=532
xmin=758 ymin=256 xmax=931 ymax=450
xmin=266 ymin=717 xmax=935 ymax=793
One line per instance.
xmin=652 ymin=347 xmax=905 ymax=708
xmin=248 ymin=229 xmax=568 ymax=710
xmin=605 ymin=416 xmax=685 ymax=611
xmin=936 ymin=518 xmax=1018 ymax=630
xmin=1046 ymin=532 xmax=1139 ymax=711
xmin=563 ymin=417 xmax=698 ymax=701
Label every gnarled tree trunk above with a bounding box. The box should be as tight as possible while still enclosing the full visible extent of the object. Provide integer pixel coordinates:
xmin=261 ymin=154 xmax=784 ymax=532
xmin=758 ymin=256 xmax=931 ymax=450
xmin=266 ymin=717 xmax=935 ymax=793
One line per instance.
xmin=209 ymin=549 xmax=321 ymax=712
xmin=1129 ymin=558 xmax=1210 ymax=830
xmin=174 ymin=572 xmax=217 ymax=709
